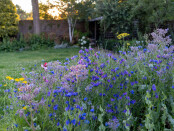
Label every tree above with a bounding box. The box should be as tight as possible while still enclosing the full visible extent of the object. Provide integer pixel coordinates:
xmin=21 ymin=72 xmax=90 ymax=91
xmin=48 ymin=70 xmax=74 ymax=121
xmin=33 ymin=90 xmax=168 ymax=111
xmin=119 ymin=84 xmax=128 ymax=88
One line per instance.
xmin=31 ymin=0 xmax=40 ymax=34
xmin=127 ymin=0 xmax=174 ymax=33
xmin=53 ymin=0 xmax=95 ymax=43
xmin=95 ymin=0 xmax=132 ymax=34
xmin=0 ymin=0 xmax=19 ymax=38
xmin=16 ymin=4 xmax=32 ymax=20
xmin=39 ymin=2 xmax=54 ymax=20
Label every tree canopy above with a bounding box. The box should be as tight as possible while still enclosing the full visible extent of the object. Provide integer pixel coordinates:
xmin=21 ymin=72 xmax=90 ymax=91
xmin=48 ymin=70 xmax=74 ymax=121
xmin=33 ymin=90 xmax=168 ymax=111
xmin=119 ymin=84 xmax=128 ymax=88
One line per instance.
xmin=0 ymin=0 xmax=19 ymax=38
xmin=16 ymin=4 xmax=32 ymax=20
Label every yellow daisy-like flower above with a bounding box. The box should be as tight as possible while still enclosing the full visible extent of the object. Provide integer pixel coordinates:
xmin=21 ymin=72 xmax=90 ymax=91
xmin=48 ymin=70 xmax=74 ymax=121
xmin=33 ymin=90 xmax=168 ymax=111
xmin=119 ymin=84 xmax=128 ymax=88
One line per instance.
xmin=4 ymin=84 xmax=7 ymax=86
xmin=6 ymin=76 xmax=14 ymax=80
xmin=6 ymin=76 xmax=10 ymax=79
xmin=15 ymin=78 xmax=20 ymax=82
xmin=19 ymin=78 xmax=25 ymax=81
xmin=9 ymin=77 xmax=14 ymax=80
xmin=127 ymin=43 xmax=130 ymax=46
xmin=23 ymin=106 xmax=27 ymax=110
xmin=22 ymin=81 xmax=27 ymax=84
xmin=117 ymin=33 xmax=130 ymax=40
xmin=18 ymin=88 xmax=22 ymax=91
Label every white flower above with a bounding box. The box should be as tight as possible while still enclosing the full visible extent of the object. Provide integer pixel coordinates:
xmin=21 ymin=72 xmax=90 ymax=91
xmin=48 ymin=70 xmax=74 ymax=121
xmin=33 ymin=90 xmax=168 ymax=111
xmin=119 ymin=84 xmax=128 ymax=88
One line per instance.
xmin=82 ymin=36 xmax=85 ymax=39
xmin=83 ymin=41 xmax=87 ymax=44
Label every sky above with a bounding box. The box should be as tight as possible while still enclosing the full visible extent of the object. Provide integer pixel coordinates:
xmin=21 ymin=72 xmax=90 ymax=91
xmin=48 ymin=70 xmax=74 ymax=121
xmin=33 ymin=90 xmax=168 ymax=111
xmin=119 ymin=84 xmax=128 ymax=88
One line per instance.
xmin=11 ymin=0 xmax=52 ymax=13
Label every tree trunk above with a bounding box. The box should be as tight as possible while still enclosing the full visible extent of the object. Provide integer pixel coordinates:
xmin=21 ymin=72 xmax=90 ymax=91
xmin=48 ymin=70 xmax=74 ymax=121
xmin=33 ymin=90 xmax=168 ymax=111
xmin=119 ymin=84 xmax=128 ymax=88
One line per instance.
xmin=31 ymin=0 xmax=40 ymax=34
xmin=68 ymin=18 xmax=77 ymax=44
xmin=68 ymin=18 xmax=73 ymax=43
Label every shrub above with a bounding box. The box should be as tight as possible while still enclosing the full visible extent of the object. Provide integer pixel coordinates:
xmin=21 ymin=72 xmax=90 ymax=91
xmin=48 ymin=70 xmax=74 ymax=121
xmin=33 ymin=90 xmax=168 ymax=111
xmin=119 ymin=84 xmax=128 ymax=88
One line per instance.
xmin=0 ymin=0 xmax=19 ymax=38
xmin=0 ymin=34 xmax=55 ymax=52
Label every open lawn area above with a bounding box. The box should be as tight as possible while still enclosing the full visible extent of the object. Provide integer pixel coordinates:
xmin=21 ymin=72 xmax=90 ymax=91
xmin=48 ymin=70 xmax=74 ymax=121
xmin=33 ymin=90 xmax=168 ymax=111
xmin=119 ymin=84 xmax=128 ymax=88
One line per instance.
xmin=0 ymin=48 xmax=79 ymax=82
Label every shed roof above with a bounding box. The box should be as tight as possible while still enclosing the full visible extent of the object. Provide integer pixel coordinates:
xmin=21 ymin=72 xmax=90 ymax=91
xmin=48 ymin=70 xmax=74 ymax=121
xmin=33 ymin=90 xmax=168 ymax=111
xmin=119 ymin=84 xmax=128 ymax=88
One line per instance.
xmin=89 ymin=17 xmax=103 ymax=22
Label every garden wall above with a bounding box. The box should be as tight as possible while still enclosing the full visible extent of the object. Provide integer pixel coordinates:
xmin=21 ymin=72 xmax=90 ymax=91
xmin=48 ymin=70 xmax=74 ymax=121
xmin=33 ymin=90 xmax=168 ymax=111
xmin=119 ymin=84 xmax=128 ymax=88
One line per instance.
xmin=18 ymin=20 xmax=87 ymax=44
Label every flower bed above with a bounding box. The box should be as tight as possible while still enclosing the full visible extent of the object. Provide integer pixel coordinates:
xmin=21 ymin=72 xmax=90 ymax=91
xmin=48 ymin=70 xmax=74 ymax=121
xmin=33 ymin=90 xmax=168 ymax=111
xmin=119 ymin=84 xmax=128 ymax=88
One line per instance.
xmin=1 ymin=29 xmax=174 ymax=130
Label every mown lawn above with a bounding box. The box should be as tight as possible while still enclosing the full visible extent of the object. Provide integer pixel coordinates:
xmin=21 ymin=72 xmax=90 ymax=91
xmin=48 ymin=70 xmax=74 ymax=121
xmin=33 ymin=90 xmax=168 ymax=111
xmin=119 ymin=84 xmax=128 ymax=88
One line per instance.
xmin=0 ymin=48 xmax=79 ymax=82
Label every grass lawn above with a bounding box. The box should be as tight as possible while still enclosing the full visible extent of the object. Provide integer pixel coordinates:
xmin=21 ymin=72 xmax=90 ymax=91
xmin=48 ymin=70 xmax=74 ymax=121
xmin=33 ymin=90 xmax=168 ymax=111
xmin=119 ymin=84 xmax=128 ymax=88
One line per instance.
xmin=0 ymin=48 xmax=80 ymax=82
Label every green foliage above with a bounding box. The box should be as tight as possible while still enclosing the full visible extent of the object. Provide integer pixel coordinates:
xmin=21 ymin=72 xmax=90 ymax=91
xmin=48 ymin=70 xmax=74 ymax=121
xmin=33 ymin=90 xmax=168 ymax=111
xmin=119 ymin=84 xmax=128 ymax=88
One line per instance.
xmin=96 ymin=0 xmax=132 ymax=34
xmin=95 ymin=0 xmax=174 ymax=35
xmin=16 ymin=4 xmax=32 ymax=20
xmin=0 ymin=0 xmax=19 ymax=38
xmin=98 ymin=39 xmax=121 ymax=53
xmin=127 ymin=0 xmax=174 ymax=33
xmin=27 ymin=34 xmax=55 ymax=50
xmin=0 ymin=34 xmax=55 ymax=52
xmin=39 ymin=2 xmax=55 ymax=20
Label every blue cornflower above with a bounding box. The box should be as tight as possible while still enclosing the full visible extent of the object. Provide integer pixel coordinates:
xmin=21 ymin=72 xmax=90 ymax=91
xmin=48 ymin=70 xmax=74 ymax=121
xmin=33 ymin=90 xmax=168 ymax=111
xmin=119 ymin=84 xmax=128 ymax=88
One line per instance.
xmin=90 ymin=109 xmax=94 ymax=112
xmin=130 ymin=71 xmax=134 ymax=74
xmin=82 ymin=113 xmax=86 ymax=116
xmin=79 ymin=50 xmax=84 ymax=53
xmin=155 ymin=93 xmax=159 ymax=99
xmin=84 ymin=97 xmax=88 ymax=101
xmin=71 ymin=119 xmax=76 ymax=125
xmin=76 ymin=105 xmax=80 ymax=109
xmin=152 ymin=84 xmax=156 ymax=91
xmin=66 ymin=120 xmax=70 ymax=125
xmin=131 ymin=82 xmax=135 ymax=86
xmin=49 ymin=113 xmax=52 ymax=117
xmin=57 ymin=122 xmax=60 ymax=126
xmin=53 ymin=105 xmax=58 ymax=110
xmin=14 ymin=124 xmax=18 ymax=128
xmin=65 ymin=101 xmax=69 ymax=104
xmin=130 ymin=90 xmax=134 ymax=94
xmin=111 ymin=98 xmax=115 ymax=101
xmin=71 ymin=107 xmax=74 ymax=111
xmin=172 ymin=86 xmax=174 ymax=89
xmin=63 ymin=128 xmax=67 ymax=131
xmin=47 ymin=91 xmax=51 ymax=97
xmin=130 ymin=100 xmax=136 ymax=104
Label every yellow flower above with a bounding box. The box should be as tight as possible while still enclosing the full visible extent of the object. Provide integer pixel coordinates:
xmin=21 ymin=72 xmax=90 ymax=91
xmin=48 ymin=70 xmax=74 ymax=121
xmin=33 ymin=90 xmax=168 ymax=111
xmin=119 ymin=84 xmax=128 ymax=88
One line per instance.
xmin=127 ymin=43 xmax=130 ymax=46
xmin=117 ymin=33 xmax=130 ymax=39
xmin=4 ymin=84 xmax=7 ymax=86
xmin=6 ymin=76 xmax=10 ymax=79
xmin=6 ymin=76 xmax=14 ymax=80
xmin=23 ymin=106 xmax=27 ymax=110
xmin=118 ymin=0 xmax=122 ymax=3
xmin=15 ymin=78 xmax=20 ymax=82
xmin=18 ymin=88 xmax=22 ymax=91
xmin=19 ymin=78 xmax=25 ymax=81
xmin=22 ymin=81 xmax=27 ymax=84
